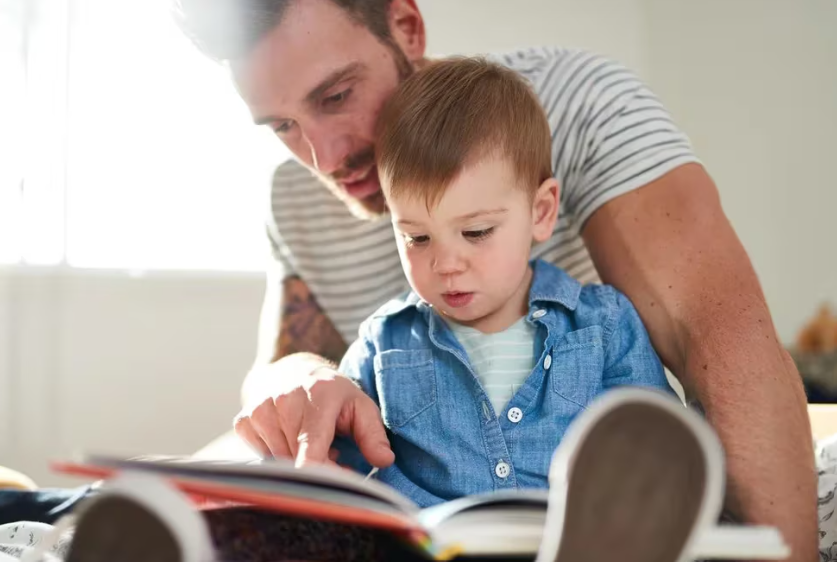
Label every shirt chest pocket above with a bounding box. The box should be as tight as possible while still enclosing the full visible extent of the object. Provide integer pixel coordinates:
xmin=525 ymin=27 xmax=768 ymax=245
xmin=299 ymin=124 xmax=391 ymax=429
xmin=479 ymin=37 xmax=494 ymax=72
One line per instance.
xmin=550 ymin=325 xmax=605 ymax=410
xmin=373 ymin=349 xmax=438 ymax=430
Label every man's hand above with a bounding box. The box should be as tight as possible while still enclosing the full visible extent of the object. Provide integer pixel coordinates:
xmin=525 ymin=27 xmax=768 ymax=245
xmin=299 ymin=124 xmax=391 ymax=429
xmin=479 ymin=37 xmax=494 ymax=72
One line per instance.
xmin=233 ymin=363 xmax=395 ymax=469
xmin=233 ymin=273 xmax=395 ymax=469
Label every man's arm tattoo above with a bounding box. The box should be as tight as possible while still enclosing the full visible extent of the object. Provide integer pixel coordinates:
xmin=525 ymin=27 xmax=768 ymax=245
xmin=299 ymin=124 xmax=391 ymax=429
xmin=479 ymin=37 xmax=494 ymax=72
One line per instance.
xmin=272 ymin=276 xmax=348 ymax=365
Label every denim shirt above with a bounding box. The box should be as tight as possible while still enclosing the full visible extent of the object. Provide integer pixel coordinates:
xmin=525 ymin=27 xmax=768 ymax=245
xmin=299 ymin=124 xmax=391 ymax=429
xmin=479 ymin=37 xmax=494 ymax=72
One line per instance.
xmin=334 ymin=259 xmax=673 ymax=507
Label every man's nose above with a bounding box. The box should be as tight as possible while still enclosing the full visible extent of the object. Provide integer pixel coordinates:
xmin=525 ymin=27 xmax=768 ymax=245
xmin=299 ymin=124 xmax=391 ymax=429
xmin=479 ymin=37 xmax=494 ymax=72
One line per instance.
xmin=303 ymin=123 xmax=353 ymax=177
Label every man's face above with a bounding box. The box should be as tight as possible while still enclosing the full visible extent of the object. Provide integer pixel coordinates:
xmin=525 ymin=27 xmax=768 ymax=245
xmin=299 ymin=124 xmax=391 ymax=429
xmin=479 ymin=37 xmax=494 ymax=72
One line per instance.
xmin=230 ymin=0 xmax=419 ymax=219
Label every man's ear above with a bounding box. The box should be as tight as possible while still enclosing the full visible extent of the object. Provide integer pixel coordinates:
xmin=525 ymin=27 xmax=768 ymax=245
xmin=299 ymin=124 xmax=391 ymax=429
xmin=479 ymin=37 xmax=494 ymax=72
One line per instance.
xmin=532 ymin=178 xmax=560 ymax=243
xmin=388 ymin=0 xmax=426 ymax=63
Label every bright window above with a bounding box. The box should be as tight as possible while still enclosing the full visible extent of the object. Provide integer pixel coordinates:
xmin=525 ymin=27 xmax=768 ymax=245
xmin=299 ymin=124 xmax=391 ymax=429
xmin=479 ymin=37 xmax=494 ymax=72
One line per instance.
xmin=2 ymin=0 xmax=289 ymax=271
xmin=0 ymin=0 xmax=28 ymax=263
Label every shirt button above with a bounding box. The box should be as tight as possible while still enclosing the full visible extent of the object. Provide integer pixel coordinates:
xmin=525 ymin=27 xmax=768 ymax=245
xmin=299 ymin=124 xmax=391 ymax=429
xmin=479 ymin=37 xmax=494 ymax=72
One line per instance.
xmin=532 ymin=309 xmax=546 ymax=319
xmin=495 ymin=461 xmax=511 ymax=479
xmin=544 ymin=354 xmax=552 ymax=370
xmin=507 ymin=407 xmax=523 ymax=423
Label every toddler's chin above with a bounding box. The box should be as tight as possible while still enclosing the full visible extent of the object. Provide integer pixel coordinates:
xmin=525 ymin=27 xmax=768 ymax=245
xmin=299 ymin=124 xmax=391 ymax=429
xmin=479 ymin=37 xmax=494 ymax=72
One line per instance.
xmin=435 ymin=304 xmax=491 ymax=325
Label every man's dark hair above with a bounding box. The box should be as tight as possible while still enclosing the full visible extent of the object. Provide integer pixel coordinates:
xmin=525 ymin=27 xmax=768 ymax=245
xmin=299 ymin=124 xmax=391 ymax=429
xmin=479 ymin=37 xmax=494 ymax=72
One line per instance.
xmin=172 ymin=0 xmax=394 ymax=63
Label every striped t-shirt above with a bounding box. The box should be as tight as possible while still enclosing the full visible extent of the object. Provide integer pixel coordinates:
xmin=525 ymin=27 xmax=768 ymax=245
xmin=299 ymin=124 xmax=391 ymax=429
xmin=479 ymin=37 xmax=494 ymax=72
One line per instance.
xmin=446 ymin=316 xmax=537 ymax=413
xmin=266 ymin=47 xmax=698 ymax=344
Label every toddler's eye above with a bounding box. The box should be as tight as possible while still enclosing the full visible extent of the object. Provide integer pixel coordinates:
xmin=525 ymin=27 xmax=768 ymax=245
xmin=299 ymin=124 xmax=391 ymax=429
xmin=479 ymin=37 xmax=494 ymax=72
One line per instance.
xmin=463 ymin=227 xmax=494 ymax=241
xmin=404 ymin=234 xmax=430 ymax=247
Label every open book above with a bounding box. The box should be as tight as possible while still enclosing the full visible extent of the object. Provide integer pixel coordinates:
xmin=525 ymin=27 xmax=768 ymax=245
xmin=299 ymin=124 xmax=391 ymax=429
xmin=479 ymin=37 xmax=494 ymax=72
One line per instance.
xmin=54 ymin=453 xmax=789 ymax=560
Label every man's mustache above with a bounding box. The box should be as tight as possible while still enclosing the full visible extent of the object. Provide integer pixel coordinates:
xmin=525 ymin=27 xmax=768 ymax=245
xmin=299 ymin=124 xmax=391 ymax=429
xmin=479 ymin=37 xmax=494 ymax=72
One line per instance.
xmin=331 ymin=147 xmax=376 ymax=181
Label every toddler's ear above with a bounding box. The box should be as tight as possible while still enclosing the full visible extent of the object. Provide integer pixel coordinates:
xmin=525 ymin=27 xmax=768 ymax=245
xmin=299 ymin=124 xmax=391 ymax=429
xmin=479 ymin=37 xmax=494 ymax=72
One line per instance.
xmin=532 ymin=178 xmax=560 ymax=243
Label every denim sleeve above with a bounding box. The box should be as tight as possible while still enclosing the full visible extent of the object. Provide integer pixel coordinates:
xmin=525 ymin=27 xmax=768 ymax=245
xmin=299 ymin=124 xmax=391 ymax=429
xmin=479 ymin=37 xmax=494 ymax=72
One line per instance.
xmin=602 ymin=291 xmax=674 ymax=395
xmin=331 ymin=330 xmax=377 ymax=475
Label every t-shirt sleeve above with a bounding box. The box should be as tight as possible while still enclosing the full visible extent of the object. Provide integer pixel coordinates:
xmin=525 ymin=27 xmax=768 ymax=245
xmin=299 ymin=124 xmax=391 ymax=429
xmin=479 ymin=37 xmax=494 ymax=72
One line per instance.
xmin=264 ymin=220 xmax=295 ymax=279
xmin=543 ymin=52 xmax=700 ymax=228
xmin=264 ymin=166 xmax=298 ymax=280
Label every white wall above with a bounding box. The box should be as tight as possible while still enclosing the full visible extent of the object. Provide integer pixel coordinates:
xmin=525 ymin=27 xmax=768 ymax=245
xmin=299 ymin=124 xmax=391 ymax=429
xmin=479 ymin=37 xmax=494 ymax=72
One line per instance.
xmin=643 ymin=0 xmax=837 ymax=343
xmin=419 ymin=0 xmax=650 ymax=77
xmin=0 ymin=269 xmax=263 ymax=485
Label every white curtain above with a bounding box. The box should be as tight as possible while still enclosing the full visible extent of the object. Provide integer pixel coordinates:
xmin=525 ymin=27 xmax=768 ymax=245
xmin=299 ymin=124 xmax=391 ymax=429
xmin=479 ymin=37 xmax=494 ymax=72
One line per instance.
xmin=1 ymin=0 xmax=288 ymax=271
xmin=0 ymin=0 xmax=28 ymax=263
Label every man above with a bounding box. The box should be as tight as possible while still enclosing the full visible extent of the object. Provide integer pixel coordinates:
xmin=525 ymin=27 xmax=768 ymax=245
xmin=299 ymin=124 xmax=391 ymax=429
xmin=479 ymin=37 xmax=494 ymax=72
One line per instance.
xmin=175 ymin=0 xmax=816 ymax=559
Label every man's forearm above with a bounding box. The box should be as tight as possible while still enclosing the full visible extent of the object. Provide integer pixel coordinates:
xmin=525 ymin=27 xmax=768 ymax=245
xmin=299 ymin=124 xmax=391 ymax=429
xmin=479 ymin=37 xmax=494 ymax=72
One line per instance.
xmin=581 ymin=165 xmax=818 ymax=559
xmin=678 ymin=291 xmax=817 ymax=561
xmin=244 ymin=275 xmax=348 ymax=405
xmin=266 ymin=276 xmax=348 ymax=365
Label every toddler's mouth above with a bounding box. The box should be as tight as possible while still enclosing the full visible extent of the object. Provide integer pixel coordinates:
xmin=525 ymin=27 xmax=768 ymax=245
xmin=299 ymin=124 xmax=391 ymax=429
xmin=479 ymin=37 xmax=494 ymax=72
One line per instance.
xmin=442 ymin=292 xmax=474 ymax=308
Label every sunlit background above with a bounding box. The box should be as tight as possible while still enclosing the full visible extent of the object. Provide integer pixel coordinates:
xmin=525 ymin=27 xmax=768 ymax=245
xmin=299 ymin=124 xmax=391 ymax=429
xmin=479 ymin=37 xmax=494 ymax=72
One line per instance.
xmin=1 ymin=0 xmax=835 ymax=485
xmin=1 ymin=0 xmax=287 ymax=270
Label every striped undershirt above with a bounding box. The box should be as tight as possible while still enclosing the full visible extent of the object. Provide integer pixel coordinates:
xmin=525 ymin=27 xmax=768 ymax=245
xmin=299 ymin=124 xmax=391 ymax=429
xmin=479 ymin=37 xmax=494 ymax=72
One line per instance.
xmin=446 ymin=316 xmax=537 ymax=413
xmin=266 ymin=47 xmax=698 ymax=344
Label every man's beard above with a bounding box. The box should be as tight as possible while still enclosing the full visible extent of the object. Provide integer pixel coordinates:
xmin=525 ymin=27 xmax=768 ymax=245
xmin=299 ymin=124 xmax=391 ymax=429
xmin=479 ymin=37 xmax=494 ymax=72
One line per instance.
xmin=313 ymin=145 xmax=386 ymax=220
xmin=314 ymin=43 xmax=414 ymax=221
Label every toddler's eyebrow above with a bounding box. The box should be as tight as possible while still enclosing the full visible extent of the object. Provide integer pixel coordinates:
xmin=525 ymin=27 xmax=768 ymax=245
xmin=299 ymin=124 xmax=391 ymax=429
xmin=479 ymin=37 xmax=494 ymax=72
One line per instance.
xmin=396 ymin=208 xmax=507 ymax=227
xmin=455 ymin=208 xmax=508 ymax=221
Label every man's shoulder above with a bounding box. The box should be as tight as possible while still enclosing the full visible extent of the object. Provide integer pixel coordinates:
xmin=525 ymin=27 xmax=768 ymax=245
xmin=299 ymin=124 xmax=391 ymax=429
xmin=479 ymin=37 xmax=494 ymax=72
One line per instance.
xmin=491 ymin=46 xmax=629 ymax=89
xmin=489 ymin=46 xmax=575 ymax=70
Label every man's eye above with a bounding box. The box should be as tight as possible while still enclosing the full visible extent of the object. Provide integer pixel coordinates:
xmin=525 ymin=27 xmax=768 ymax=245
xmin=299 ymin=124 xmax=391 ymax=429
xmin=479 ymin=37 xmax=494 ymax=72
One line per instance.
xmin=404 ymin=234 xmax=430 ymax=247
xmin=273 ymin=121 xmax=295 ymax=135
xmin=463 ymin=227 xmax=494 ymax=241
xmin=323 ymin=89 xmax=351 ymax=107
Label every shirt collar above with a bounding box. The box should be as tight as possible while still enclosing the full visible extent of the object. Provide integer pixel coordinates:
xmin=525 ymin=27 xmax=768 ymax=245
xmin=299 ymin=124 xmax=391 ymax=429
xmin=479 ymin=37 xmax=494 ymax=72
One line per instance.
xmin=527 ymin=259 xmax=582 ymax=312
xmin=370 ymin=290 xmax=423 ymax=320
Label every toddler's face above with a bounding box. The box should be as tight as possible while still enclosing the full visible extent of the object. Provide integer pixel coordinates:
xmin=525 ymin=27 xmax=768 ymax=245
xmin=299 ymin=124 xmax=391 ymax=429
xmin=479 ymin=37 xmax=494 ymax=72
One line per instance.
xmin=387 ymin=156 xmax=558 ymax=333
